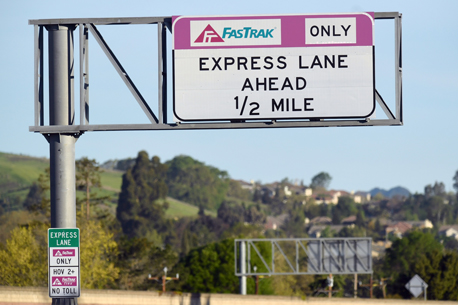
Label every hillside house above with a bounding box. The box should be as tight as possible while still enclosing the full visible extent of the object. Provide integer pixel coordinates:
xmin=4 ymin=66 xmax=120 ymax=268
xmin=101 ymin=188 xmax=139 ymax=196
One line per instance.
xmin=405 ymin=219 xmax=433 ymax=229
xmin=341 ymin=215 xmax=357 ymax=226
xmin=309 ymin=216 xmax=332 ymax=225
xmin=385 ymin=222 xmax=412 ymax=238
xmin=308 ymin=225 xmax=345 ymax=238
xmin=235 ymin=179 xmax=255 ymax=192
xmin=310 ymin=190 xmax=369 ymax=205
xmin=439 ymin=225 xmax=458 ymax=240
xmin=352 ymin=191 xmax=371 ymax=203
xmin=265 ymin=214 xmax=289 ymax=230
xmin=313 ymin=190 xmax=344 ymax=205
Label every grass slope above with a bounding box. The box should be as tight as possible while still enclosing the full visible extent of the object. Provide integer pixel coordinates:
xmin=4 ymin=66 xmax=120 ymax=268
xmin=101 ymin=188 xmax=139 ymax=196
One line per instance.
xmin=0 ymin=152 xmax=48 ymax=189
xmin=157 ymin=197 xmax=217 ymax=218
xmin=98 ymin=170 xmax=218 ymax=218
xmin=0 ymin=152 xmax=218 ymax=218
xmin=0 ymin=152 xmax=49 ymax=205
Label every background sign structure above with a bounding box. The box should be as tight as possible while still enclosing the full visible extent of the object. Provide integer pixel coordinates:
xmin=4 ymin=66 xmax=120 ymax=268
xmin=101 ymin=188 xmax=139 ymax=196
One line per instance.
xmin=234 ymin=238 xmax=372 ymax=276
xmin=48 ymin=228 xmax=80 ymax=298
xmin=173 ymin=13 xmax=375 ymax=122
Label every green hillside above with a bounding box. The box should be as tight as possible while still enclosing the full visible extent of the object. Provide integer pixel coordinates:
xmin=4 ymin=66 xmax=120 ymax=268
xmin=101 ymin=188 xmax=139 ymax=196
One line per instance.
xmin=0 ymin=152 xmax=217 ymax=218
xmin=0 ymin=152 xmax=49 ymax=207
xmin=158 ymin=197 xmax=217 ymax=218
xmin=0 ymin=152 xmax=48 ymax=188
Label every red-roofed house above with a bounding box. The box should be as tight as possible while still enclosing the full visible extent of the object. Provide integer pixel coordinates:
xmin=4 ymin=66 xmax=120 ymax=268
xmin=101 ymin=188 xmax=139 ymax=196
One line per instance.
xmin=386 ymin=222 xmax=413 ymax=238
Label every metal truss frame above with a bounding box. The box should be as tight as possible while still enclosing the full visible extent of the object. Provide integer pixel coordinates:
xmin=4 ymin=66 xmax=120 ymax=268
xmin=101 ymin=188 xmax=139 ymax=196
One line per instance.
xmin=29 ymin=12 xmax=402 ymax=135
xmin=235 ymin=238 xmax=372 ymax=276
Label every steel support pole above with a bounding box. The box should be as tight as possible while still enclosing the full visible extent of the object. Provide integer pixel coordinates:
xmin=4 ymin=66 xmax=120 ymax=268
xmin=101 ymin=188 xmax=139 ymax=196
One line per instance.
xmin=239 ymin=241 xmax=247 ymax=295
xmin=47 ymin=24 xmax=78 ymax=305
xmin=354 ymin=274 xmax=358 ymax=298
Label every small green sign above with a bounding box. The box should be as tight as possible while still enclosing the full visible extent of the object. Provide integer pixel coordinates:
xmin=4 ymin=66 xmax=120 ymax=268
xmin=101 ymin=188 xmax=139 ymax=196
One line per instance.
xmin=48 ymin=228 xmax=79 ymax=248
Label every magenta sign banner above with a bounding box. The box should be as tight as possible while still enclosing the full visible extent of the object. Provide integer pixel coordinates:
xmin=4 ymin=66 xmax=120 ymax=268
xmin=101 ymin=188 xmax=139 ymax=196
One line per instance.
xmin=173 ymin=13 xmax=375 ymax=122
xmin=173 ymin=13 xmax=373 ymax=50
xmin=51 ymin=276 xmax=78 ymax=286
xmin=52 ymin=249 xmax=75 ymax=257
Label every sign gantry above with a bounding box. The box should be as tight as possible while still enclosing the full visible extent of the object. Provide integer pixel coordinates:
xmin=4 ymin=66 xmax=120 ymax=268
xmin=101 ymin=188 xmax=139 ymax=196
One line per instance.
xmin=29 ymin=12 xmax=402 ymax=136
xmin=235 ymin=238 xmax=372 ymax=277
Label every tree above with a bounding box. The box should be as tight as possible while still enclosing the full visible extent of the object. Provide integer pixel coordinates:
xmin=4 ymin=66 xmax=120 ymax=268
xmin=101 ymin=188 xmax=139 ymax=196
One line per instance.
xmin=454 ymin=170 xmax=458 ymax=198
xmin=166 ymin=155 xmax=229 ymax=210
xmin=171 ymin=238 xmax=273 ymax=294
xmin=0 ymin=224 xmax=47 ymax=286
xmin=76 ymin=157 xmax=102 ymax=220
xmin=310 ymin=172 xmax=332 ymax=190
xmin=23 ymin=168 xmax=50 ymax=218
xmin=244 ymin=204 xmax=266 ymax=225
xmin=115 ymin=236 xmax=178 ymax=290
xmin=217 ymin=200 xmax=245 ymax=227
xmin=355 ymin=210 xmax=366 ymax=227
xmin=116 ymin=151 xmax=172 ymax=243
xmin=332 ymin=196 xmax=357 ymax=224
xmin=425 ymin=182 xmax=446 ymax=198
xmin=382 ymin=231 xmax=454 ymax=299
xmin=79 ymin=220 xmax=120 ymax=289
xmin=226 ymin=179 xmax=252 ymax=201
xmin=180 ymin=213 xmax=228 ymax=252
xmin=171 ymin=239 xmax=239 ymax=293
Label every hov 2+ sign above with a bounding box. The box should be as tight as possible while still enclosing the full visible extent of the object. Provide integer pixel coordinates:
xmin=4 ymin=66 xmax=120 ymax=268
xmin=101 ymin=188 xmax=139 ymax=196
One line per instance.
xmin=173 ymin=13 xmax=375 ymax=121
xmin=48 ymin=228 xmax=80 ymax=298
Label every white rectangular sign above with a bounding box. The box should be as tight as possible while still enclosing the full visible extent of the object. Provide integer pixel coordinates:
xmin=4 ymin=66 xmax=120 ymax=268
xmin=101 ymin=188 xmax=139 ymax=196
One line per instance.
xmin=173 ymin=13 xmax=375 ymax=122
xmin=49 ymin=247 xmax=79 ymax=266
xmin=48 ymin=228 xmax=80 ymax=298
xmin=305 ymin=18 xmax=357 ymax=44
xmin=49 ymin=267 xmax=80 ymax=297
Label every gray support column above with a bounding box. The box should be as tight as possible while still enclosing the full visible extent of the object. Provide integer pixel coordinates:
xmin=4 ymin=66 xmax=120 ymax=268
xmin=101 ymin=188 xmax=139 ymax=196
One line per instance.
xmin=239 ymin=241 xmax=247 ymax=295
xmin=47 ymin=24 xmax=78 ymax=305
xmin=354 ymin=273 xmax=358 ymax=298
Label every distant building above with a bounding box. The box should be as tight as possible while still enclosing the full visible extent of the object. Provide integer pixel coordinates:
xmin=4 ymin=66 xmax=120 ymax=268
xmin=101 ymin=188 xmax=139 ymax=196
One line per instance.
xmin=371 ymin=240 xmax=392 ymax=258
xmin=309 ymin=189 xmax=369 ymax=205
xmin=341 ymin=215 xmax=357 ymax=226
xmin=313 ymin=190 xmax=343 ymax=205
xmin=439 ymin=225 xmax=458 ymax=240
xmin=352 ymin=191 xmax=371 ymax=203
xmin=404 ymin=219 xmax=433 ymax=229
xmin=265 ymin=214 xmax=289 ymax=231
xmin=385 ymin=222 xmax=413 ymax=238
xmin=234 ymin=179 xmax=255 ymax=192
xmin=309 ymin=216 xmax=332 ymax=225
xmin=308 ymin=225 xmax=344 ymax=238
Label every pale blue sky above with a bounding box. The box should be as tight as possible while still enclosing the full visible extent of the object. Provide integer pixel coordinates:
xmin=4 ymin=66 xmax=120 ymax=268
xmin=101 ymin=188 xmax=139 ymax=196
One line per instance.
xmin=1 ymin=0 xmax=457 ymax=194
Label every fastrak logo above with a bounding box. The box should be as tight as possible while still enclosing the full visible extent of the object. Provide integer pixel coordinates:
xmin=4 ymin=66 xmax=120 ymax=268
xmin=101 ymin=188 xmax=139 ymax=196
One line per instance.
xmin=52 ymin=277 xmax=77 ymax=286
xmin=191 ymin=19 xmax=281 ymax=47
xmin=53 ymin=249 xmax=75 ymax=257
xmin=194 ymin=25 xmax=224 ymax=43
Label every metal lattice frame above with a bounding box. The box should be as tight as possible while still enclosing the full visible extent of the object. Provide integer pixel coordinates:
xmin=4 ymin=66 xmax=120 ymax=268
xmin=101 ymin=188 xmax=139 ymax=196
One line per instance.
xmin=235 ymin=238 xmax=372 ymax=276
xmin=29 ymin=12 xmax=401 ymax=135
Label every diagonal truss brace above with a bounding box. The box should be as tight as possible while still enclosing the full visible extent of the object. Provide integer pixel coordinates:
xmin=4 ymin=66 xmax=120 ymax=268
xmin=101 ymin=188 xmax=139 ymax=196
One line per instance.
xmin=87 ymin=23 xmax=158 ymax=124
xmin=345 ymin=240 xmax=370 ymax=272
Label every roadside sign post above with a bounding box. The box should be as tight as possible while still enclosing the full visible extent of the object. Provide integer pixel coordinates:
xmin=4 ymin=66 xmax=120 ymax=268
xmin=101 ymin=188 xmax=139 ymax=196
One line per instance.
xmin=48 ymin=228 xmax=80 ymax=298
xmin=46 ymin=24 xmax=79 ymax=305
xmin=406 ymin=274 xmax=428 ymax=300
